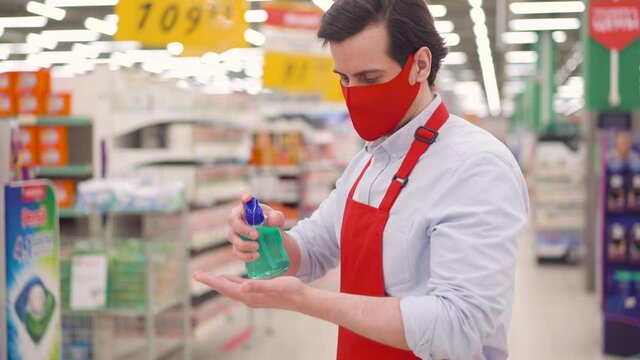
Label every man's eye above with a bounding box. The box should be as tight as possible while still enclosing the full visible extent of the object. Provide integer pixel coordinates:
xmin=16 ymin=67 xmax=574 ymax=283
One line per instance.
xmin=340 ymin=76 xmax=349 ymax=85
xmin=364 ymin=78 xmax=380 ymax=84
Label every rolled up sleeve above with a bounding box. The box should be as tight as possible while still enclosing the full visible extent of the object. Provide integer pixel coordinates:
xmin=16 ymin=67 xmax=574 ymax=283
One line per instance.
xmin=288 ymin=178 xmax=344 ymax=283
xmin=400 ymin=152 xmax=529 ymax=360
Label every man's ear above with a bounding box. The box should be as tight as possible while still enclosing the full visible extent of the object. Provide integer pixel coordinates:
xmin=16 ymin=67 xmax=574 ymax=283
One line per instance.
xmin=413 ymin=46 xmax=432 ymax=84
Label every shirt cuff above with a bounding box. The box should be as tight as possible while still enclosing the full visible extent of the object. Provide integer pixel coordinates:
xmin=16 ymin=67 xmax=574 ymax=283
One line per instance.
xmin=286 ymin=228 xmax=313 ymax=282
xmin=400 ymin=295 xmax=438 ymax=359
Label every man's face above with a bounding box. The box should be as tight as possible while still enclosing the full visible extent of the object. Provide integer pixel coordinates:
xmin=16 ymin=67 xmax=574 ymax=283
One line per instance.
xmin=330 ymin=22 xmax=403 ymax=88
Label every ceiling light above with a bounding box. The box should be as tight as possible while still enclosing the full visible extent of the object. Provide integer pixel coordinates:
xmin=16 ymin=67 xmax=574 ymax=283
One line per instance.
xmin=72 ymin=43 xmax=100 ymax=59
xmin=501 ymin=32 xmax=538 ymax=44
xmin=41 ymin=29 xmax=100 ymax=42
xmin=0 ymin=16 xmax=48 ymax=28
xmin=509 ymin=18 xmax=580 ymax=31
xmin=443 ymin=52 xmax=468 ymax=65
xmin=26 ymin=33 xmax=57 ymax=50
xmin=85 ymin=17 xmax=117 ymax=36
xmin=0 ymin=60 xmax=41 ymax=73
xmin=244 ymin=29 xmax=265 ymax=46
xmin=505 ymin=51 xmax=538 ymax=64
xmin=27 ymin=51 xmax=86 ymax=64
xmin=435 ymin=20 xmax=455 ymax=33
xmin=552 ymin=31 xmax=567 ymax=43
xmin=505 ymin=63 xmax=536 ymax=77
xmin=90 ymin=41 xmax=140 ymax=52
xmin=110 ymin=52 xmax=135 ymax=67
xmin=27 ymin=1 xmax=66 ymax=21
xmin=312 ymin=0 xmax=333 ymax=12
xmin=0 ymin=43 xmax=41 ymax=54
xmin=0 ymin=27 xmax=4 ymax=37
xmin=104 ymin=14 xmax=119 ymax=24
xmin=442 ymin=33 xmax=461 ymax=47
xmin=201 ymin=52 xmax=220 ymax=65
xmin=167 ymin=42 xmax=184 ymax=56
xmin=509 ymin=1 xmax=585 ymax=14
xmin=470 ymin=8 xmax=486 ymax=24
xmin=45 ymin=0 xmax=119 ymax=6
xmin=0 ymin=48 xmax=9 ymax=61
xmin=468 ymin=0 xmax=482 ymax=8
xmin=244 ymin=10 xmax=268 ymax=23
xmin=428 ymin=5 xmax=447 ymax=17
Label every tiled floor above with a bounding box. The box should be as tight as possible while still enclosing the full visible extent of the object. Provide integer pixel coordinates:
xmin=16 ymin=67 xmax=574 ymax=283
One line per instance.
xmin=192 ymin=229 xmax=626 ymax=360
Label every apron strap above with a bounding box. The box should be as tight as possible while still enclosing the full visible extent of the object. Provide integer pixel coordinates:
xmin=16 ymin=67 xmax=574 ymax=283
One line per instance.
xmin=379 ymin=103 xmax=450 ymax=213
xmin=347 ymin=158 xmax=372 ymax=199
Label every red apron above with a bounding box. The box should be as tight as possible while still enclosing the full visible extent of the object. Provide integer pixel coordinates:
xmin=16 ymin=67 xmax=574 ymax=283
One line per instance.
xmin=337 ymin=103 xmax=450 ymax=360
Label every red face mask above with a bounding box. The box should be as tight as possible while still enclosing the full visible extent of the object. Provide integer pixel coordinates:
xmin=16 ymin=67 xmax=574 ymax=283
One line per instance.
xmin=341 ymin=55 xmax=421 ymax=141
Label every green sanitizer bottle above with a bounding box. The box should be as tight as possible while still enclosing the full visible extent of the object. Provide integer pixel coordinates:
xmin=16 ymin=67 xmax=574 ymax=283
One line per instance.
xmin=242 ymin=197 xmax=290 ymax=279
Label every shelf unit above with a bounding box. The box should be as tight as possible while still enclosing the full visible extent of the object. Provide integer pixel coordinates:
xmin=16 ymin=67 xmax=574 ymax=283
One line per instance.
xmin=532 ymin=135 xmax=586 ymax=262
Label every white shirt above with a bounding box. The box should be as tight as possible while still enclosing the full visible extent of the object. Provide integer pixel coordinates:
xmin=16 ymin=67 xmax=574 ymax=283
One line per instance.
xmin=288 ymin=95 xmax=530 ymax=360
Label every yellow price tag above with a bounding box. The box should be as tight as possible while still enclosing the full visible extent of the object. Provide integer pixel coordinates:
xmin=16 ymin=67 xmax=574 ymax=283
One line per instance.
xmin=264 ymin=52 xmax=343 ymax=102
xmin=115 ymin=0 xmax=248 ymax=54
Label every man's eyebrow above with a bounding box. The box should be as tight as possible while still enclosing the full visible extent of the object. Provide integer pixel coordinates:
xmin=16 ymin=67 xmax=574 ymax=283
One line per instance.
xmin=333 ymin=69 xmax=384 ymax=77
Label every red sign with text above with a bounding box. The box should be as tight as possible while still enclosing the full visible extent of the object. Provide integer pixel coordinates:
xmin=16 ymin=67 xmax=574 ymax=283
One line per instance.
xmin=589 ymin=0 xmax=640 ymax=50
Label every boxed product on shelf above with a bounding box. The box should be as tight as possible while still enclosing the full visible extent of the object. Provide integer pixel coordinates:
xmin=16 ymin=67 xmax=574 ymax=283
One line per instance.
xmin=52 ymin=179 xmax=76 ymax=209
xmin=38 ymin=125 xmax=70 ymax=166
xmin=14 ymin=69 xmax=51 ymax=94
xmin=16 ymin=91 xmax=45 ymax=115
xmin=0 ymin=91 xmax=16 ymax=116
xmin=46 ymin=92 xmax=72 ymax=116
xmin=76 ymin=179 xmax=185 ymax=213
xmin=0 ymin=72 xmax=16 ymax=92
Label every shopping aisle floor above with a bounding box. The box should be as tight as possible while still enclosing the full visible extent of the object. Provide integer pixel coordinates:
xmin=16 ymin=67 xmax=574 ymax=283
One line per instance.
xmin=193 ymin=229 xmax=621 ymax=360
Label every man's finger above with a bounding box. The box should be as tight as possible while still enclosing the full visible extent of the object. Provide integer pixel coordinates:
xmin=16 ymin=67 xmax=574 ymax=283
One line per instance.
xmin=233 ymin=246 xmax=259 ymax=262
xmin=229 ymin=231 xmax=259 ymax=252
xmin=193 ymin=272 xmax=242 ymax=298
xmin=229 ymin=215 xmax=259 ymax=240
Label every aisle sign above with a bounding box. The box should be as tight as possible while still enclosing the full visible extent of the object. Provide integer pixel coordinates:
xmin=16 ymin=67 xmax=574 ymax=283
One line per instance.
xmin=262 ymin=2 xmax=343 ymax=102
xmin=5 ymin=181 xmax=61 ymax=360
xmin=589 ymin=0 xmax=640 ymax=50
xmin=115 ymin=0 xmax=248 ymax=54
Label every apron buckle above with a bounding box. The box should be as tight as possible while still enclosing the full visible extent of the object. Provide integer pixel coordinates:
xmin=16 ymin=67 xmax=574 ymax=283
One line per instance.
xmin=392 ymin=175 xmax=409 ymax=188
xmin=415 ymin=126 xmax=439 ymax=144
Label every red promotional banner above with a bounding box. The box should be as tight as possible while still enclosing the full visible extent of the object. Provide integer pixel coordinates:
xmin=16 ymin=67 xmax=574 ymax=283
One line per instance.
xmin=589 ymin=0 xmax=640 ymax=50
xmin=264 ymin=3 xmax=323 ymax=30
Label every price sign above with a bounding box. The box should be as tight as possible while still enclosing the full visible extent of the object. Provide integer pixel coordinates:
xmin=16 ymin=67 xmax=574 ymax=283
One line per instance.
xmin=115 ymin=0 xmax=248 ymax=54
xmin=263 ymin=52 xmax=342 ymax=101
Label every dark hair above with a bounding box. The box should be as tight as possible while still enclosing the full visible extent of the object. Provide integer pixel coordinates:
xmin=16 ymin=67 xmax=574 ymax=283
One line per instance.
xmin=317 ymin=0 xmax=447 ymax=86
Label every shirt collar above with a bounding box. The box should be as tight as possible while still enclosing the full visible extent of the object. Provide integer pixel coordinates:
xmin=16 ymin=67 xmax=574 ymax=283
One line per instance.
xmin=365 ymin=94 xmax=443 ymax=159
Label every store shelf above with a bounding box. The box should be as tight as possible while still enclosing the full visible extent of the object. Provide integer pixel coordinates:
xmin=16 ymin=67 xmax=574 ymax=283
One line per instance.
xmin=114 ymin=337 xmax=185 ymax=360
xmin=59 ymin=208 xmax=87 ymax=219
xmin=112 ymin=148 xmax=244 ymax=172
xmin=190 ymin=237 xmax=230 ymax=257
xmin=16 ymin=115 xmax=92 ymax=127
xmin=250 ymin=165 xmax=304 ymax=177
xmin=36 ymin=164 xmax=92 ymax=178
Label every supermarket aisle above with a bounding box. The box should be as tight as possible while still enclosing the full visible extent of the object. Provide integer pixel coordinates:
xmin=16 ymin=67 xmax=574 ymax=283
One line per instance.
xmin=193 ymin=229 xmax=617 ymax=360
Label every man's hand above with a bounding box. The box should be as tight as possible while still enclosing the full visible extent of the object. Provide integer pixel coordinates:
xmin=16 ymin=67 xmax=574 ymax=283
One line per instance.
xmin=192 ymin=272 xmax=307 ymax=310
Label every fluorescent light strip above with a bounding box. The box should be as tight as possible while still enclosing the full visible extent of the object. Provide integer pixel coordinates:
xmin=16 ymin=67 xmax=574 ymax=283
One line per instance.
xmin=509 ymin=18 xmax=580 ymax=31
xmin=45 ymin=0 xmax=119 ymax=6
xmin=442 ymin=33 xmax=460 ymax=47
xmin=469 ymin=2 xmax=501 ymax=116
xmin=90 ymin=41 xmax=140 ymax=52
xmin=27 ymin=51 xmax=87 ymax=64
xmin=27 ymin=1 xmax=66 ymax=21
xmin=72 ymin=43 xmax=100 ymax=59
xmin=167 ymin=42 xmax=184 ymax=56
xmin=0 ymin=48 xmax=9 ymax=61
xmin=428 ymin=5 xmax=447 ymax=17
xmin=244 ymin=29 xmax=265 ymax=46
xmin=0 ymin=16 xmax=48 ymax=28
xmin=85 ymin=17 xmax=117 ymax=36
xmin=435 ymin=20 xmax=455 ymax=33
xmin=510 ymin=1 xmax=585 ymax=14
xmin=0 ymin=43 xmax=42 ymax=54
xmin=505 ymin=51 xmax=538 ymax=64
xmin=501 ymin=31 xmax=538 ymax=44
xmin=244 ymin=9 xmax=268 ymax=23
xmin=26 ymin=33 xmax=57 ymax=50
xmin=0 ymin=27 xmax=4 ymax=37
xmin=552 ymin=31 xmax=567 ymax=43
xmin=443 ymin=52 xmax=467 ymax=65
xmin=41 ymin=29 xmax=100 ymax=42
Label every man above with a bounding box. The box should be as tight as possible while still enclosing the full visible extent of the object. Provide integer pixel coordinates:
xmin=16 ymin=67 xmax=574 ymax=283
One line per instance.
xmin=194 ymin=0 xmax=529 ymax=359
